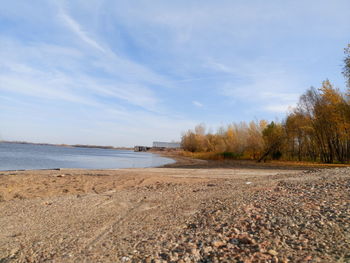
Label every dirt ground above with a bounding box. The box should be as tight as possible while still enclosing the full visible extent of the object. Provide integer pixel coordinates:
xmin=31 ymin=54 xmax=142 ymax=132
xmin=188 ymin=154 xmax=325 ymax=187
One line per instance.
xmin=0 ymin=157 xmax=349 ymax=262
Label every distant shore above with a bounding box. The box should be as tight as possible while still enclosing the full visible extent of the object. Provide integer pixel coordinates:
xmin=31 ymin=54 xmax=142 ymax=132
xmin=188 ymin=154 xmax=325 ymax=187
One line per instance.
xmin=0 ymin=140 xmax=133 ymax=151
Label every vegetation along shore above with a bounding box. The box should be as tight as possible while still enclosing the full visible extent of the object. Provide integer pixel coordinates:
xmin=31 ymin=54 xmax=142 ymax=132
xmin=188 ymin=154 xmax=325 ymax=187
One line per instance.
xmin=182 ymin=45 xmax=350 ymax=165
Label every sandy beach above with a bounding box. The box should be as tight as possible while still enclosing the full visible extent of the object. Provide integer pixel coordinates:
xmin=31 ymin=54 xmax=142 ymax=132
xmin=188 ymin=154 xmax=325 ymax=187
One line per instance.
xmin=0 ymin=157 xmax=349 ymax=262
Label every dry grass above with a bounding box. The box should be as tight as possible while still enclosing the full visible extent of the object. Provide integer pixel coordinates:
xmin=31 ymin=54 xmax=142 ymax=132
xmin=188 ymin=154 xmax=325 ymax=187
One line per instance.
xmin=180 ymin=151 xmax=222 ymax=160
xmin=179 ymin=151 xmax=350 ymax=168
xmin=267 ymin=160 xmax=350 ymax=168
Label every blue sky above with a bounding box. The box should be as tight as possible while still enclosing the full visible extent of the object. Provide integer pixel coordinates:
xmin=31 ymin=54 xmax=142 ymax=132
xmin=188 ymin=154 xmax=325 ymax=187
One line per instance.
xmin=0 ymin=0 xmax=349 ymax=146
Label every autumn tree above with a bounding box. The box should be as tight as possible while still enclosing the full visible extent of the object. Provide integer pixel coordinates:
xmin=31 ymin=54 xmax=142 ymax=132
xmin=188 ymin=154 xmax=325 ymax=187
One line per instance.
xmin=285 ymin=111 xmax=314 ymax=161
xmin=246 ymin=120 xmax=266 ymax=159
xmin=258 ymin=122 xmax=285 ymax=162
xmin=181 ymin=121 xmax=265 ymax=158
xmin=181 ymin=130 xmax=198 ymax=152
xmin=293 ymin=81 xmax=350 ymax=163
xmin=181 ymin=124 xmax=207 ymax=152
xmin=181 ymin=76 xmax=350 ymax=163
xmin=344 ymin=44 xmax=350 ymax=88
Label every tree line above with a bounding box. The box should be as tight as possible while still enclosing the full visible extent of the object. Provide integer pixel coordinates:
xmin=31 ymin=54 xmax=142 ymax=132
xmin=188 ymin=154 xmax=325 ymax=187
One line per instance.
xmin=181 ymin=44 xmax=350 ymax=163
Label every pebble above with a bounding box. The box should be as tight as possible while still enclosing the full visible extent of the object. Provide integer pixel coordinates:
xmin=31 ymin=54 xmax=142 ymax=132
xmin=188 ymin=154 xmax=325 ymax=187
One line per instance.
xmin=10 ymin=248 xmax=19 ymax=257
xmin=202 ymin=246 xmax=213 ymax=253
xmin=212 ymin=241 xmax=225 ymax=247
xmin=120 ymin=256 xmax=130 ymax=262
xmin=268 ymin=249 xmax=279 ymax=256
xmin=9 ymin=168 xmax=350 ymax=263
xmin=191 ymin=248 xmax=200 ymax=258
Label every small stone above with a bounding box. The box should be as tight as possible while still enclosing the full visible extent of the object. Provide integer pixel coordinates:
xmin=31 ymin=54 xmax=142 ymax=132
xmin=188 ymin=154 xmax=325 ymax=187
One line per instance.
xmin=191 ymin=248 xmax=200 ymax=257
xmin=229 ymin=238 xmax=239 ymax=245
xmin=159 ymin=252 xmax=170 ymax=260
xmin=170 ymin=252 xmax=179 ymax=261
xmin=10 ymin=248 xmax=18 ymax=257
xmin=120 ymin=256 xmax=130 ymax=262
xmin=303 ymin=255 xmax=312 ymax=261
xmin=203 ymin=246 xmax=213 ymax=253
xmin=268 ymin=249 xmax=278 ymax=256
xmin=212 ymin=241 xmax=225 ymax=248
xmin=232 ymin=228 xmax=241 ymax=234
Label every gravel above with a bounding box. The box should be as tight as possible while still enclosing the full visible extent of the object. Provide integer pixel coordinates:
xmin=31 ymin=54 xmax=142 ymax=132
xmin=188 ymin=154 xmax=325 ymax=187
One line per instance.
xmin=129 ymin=169 xmax=350 ymax=262
xmin=0 ymin=167 xmax=349 ymax=262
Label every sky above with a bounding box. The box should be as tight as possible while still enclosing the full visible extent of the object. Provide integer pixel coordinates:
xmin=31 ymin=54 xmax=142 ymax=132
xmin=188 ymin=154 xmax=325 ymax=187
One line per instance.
xmin=0 ymin=0 xmax=349 ymax=147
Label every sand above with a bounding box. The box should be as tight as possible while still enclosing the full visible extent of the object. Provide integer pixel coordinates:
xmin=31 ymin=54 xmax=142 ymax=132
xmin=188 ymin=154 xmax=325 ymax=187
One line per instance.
xmin=0 ymin=157 xmax=349 ymax=262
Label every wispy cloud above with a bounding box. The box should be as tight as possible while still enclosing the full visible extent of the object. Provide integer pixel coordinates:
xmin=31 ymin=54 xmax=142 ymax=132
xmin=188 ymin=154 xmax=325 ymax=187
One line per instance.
xmin=1 ymin=0 xmax=349 ymax=145
xmin=210 ymin=59 xmax=303 ymax=115
xmin=58 ymin=8 xmax=106 ymax=52
xmin=192 ymin=101 xmax=203 ymax=107
xmin=264 ymin=104 xmax=294 ymax=114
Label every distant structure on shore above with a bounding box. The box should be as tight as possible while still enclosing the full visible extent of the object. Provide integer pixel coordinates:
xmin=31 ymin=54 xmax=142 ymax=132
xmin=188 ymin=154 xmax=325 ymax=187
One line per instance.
xmin=134 ymin=141 xmax=181 ymax=152
xmin=134 ymin=146 xmax=151 ymax=152
xmin=152 ymin=141 xmax=181 ymax=149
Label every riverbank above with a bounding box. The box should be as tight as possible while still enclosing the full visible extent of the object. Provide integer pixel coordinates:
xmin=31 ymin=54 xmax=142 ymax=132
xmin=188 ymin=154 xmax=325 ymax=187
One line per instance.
xmin=156 ymin=150 xmax=350 ymax=169
xmin=0 ymin=156 xmax=349 ymax=262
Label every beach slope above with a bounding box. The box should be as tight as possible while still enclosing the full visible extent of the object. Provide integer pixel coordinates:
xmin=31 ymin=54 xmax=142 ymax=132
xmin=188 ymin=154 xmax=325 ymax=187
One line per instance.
xmin=0 ymin=163 xmax=349 ymax=262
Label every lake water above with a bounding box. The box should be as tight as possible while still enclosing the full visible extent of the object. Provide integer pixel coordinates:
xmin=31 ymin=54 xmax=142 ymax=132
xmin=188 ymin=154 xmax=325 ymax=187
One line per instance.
xmin=0 ymin=142 xmax=175 ymax=171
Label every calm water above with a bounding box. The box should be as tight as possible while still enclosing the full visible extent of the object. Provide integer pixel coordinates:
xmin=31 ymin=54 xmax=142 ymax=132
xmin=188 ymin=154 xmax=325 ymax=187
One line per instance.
xmin=0 ymin=142 xmax=175 ymax=171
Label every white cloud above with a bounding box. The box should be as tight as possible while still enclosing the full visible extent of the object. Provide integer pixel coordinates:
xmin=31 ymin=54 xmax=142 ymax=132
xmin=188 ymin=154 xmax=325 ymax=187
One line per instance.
xmin=0 ymin=33 xmax=167 ymax=112
xmin=211 ymin=59 xmax=303 ymax=115
xmin=1 ymin=0 xmax=349 ymax=145
xmin=192 ymin=101 xmax=203 ymax=107
xmin=264 ymin=104 xmax=294 ymax=113
xmin=58 ymin=8 xmax=106 ymax=52
xmin=0 ymin=35 xmax=198 ymax=145
xmin=0 ymin=74 xmax=98 ymax=106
